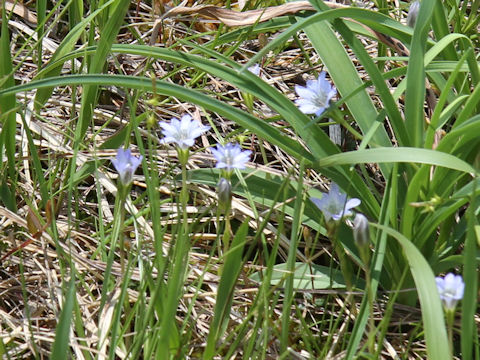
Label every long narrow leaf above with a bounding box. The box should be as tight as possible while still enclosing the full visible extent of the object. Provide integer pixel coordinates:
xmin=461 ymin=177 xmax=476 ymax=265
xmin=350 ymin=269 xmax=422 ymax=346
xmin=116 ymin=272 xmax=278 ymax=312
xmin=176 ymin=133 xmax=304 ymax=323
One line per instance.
xmin=371 ymin=224 xmax=450 ymax=360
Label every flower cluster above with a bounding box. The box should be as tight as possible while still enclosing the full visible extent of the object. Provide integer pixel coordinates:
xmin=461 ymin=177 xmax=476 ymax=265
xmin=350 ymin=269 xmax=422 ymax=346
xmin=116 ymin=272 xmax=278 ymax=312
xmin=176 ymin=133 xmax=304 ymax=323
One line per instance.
xmin=295 ymin=72 xmax=336 ymax=117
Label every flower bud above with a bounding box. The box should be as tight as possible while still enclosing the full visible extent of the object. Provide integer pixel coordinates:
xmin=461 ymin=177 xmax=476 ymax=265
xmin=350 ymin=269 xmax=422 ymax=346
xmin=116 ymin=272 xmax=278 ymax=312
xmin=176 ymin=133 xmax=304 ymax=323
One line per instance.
xmin=217 ymin=178 xmax=232 ymax=210
xmin=407 ymin=1 xmax=420 ymax=28
xmin=353 ymin=213 xmax=370 ymax=248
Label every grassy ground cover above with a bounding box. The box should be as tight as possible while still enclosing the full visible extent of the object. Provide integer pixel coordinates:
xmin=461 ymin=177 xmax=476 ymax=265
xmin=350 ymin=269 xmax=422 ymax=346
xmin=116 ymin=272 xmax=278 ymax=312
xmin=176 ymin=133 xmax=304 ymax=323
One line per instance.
xmin=0 ymin=0 xmax=479 ymax=358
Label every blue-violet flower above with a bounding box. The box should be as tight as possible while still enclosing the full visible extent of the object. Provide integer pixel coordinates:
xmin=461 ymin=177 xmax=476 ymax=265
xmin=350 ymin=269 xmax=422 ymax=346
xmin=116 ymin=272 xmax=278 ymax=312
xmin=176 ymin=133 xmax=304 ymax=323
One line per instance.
xmin=212 ymin=143 xmax=251 ymax=171
xmin=295 ymin=72 xmax=336 ymax=116
xmin=436 ymin=273 xmax=464 ymax=310
xmin=111 ymin=148 xmax=143 ymax=186
xmin=159 ymin=114 xmax=210 ymax=150
xmin=311 ymin=183 xmax=361 ymax=222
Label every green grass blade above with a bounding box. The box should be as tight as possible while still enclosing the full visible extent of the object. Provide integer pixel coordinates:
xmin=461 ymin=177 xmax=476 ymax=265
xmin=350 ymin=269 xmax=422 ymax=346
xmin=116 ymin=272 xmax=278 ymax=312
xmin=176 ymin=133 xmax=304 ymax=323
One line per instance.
xmin=280 ymin=161 xmax=305 ymax=352
xmin=461 ymin=191 xmax=478 ymax=360
xmin=0 ymin=7 xmax=17 ymax=210
xmin=34 ymin=0 xmax=116 ymax=108
xmin=404 ymin=0 xmax=436 ymax=147
xmin=50 ymin=276 xmax=76 ymax=360
xmin=203 ymin=220 xmax=249 ymax=359
xmin=74 ymin=0 xmax=130 ymax=145
xmin=314 ymin=147 xmax=477 ymax=175
xmin=371 ymin=224 xmax=450 ymax=360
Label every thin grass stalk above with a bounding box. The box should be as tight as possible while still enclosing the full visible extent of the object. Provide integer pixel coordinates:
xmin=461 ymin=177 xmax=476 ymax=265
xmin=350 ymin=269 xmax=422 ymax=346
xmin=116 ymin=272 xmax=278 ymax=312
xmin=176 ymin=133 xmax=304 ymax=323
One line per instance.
xmin=36 ymin=0 xmax=47 ymax=67
xmin=280 ymin=160 xmax=305 ymax=353
xmin=461 ymin=182 xmax=479 ymax=360
xmin=158 ymin=156 xmax=191 ymax=358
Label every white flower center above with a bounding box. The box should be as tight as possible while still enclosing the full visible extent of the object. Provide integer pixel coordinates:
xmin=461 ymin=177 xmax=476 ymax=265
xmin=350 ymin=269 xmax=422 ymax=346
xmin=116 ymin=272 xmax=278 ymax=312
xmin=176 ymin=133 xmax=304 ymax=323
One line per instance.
xmin=313 ymin=92 xmax=329 ymax=108
xmin=224 ymin=149 xmax=233 ymax=167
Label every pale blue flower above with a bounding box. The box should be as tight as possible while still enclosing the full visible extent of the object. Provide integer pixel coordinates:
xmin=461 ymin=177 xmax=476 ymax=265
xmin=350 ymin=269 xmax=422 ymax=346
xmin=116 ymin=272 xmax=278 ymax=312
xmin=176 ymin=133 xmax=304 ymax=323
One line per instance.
xmin=248 ymin=64 xmax=261 ymax=76
xmin=159 ymin=114 xmax=210 ymax=150
xmin=212 ymin=143 xmax=251 ymax=171
xmin=295 ymin=72 xmax=336 ymax=116
xmin=111 ymin=148 xmax=143 ymax=185
xmin=311 ymin=183 xmax=361 ymax=222
xmin=436 ymin=273 xmax=464 ymax=310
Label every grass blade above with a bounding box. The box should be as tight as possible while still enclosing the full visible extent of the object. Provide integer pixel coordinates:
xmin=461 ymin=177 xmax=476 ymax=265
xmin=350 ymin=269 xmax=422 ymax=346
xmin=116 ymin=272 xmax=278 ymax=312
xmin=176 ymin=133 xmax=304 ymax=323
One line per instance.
xmin=50 ymin=276 xmax=76 ymax=360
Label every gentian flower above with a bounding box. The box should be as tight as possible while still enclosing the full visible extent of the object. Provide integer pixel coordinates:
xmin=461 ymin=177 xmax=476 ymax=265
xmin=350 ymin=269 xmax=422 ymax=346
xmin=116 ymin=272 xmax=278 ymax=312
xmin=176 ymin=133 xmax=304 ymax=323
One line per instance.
xmin=311 ymin=183 xmax=361 ymax=222
xmin=211 ymin=143 xmax=251 ymax=172
xmin=248 ymin=64 xmax=261 ymax=76
xmin=436 ymin=273 xmax=464 ymax=310
xmin=295 ymin=72 xmax=336 ymax=116
xmin=159 ymin=114 xmax=210 ymax=150
xmin=111 ymin=148 xmax=143 ymax=186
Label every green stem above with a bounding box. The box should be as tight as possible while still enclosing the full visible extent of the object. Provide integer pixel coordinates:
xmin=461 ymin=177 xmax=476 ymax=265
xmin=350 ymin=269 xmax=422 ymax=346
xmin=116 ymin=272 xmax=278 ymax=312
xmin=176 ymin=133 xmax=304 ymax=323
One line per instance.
xmin=330 ymin=225 xmax=353 ymax=293
xmin=113 ymin=185 xmax=127 ymax=274
xmin=99 ymin=182 xmax=127 ymax=313
xmin=363 ymin=258 xmax=376 ymax=354
xmin=158 ymin=153 xmax=191 ymax=359
xmin=223 ymin=212 xmax=232 ymax=254
xmin=446 ymin=309 xmax=455 ymax=358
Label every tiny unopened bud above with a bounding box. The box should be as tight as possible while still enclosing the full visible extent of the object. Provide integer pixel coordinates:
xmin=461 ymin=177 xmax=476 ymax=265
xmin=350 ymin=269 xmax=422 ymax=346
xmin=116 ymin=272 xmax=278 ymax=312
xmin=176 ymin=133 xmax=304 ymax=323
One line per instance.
xmin=353 ymin=214 xmax=370 ymax=247
xmin=407 ymin=1 xmax=420 ymax=28
xmin=146 ymin=113 xmax=156 ymax=129
xmin=217 ymin=178 xmax=232 ymax=209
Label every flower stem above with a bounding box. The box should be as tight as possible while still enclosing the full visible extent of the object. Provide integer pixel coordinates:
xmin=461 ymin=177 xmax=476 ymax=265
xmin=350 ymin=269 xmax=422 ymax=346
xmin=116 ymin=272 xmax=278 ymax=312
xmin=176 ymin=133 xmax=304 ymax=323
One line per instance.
xmin=114 ymin=185 xmax=127 ymax=274
xmin=446 ymin=309 xmax=455 ymax=358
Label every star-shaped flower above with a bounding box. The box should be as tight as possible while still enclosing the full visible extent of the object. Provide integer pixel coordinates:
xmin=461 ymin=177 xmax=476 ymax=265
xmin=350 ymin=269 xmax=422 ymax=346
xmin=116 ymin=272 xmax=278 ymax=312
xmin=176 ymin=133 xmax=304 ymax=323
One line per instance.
xmin=111 ymin=148 xmax=143 ymax=186
xmin=211 ymin=143 xmax=251 ymax=172
xmin=295 ymin=72 xmax=336 ymax=116
xmin=311 ymin=183 xmax=361 ymax=222
xmin=159 ymin=114 xmax=210 ymax=150
xmin=436 ymin=273 xmax=464 ymax=310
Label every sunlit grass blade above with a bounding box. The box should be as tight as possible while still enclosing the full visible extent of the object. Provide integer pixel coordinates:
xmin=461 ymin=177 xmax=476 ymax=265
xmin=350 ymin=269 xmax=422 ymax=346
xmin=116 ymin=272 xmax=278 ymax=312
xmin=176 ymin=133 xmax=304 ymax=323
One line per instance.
xmin=314 ymin=147 xmax=477 ymax=175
